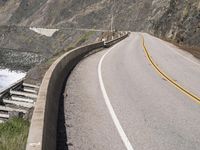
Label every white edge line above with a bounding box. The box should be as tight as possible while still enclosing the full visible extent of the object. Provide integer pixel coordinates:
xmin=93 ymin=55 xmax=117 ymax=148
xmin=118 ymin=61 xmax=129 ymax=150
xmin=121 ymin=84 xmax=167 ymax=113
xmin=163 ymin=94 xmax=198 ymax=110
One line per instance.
xmin=165 ymin=44 xmax=200 ymax=67
xmin=98 ymin=43 xmax=134 ymax=150
xmin=143 ymin=33 xmax=200 ymax=67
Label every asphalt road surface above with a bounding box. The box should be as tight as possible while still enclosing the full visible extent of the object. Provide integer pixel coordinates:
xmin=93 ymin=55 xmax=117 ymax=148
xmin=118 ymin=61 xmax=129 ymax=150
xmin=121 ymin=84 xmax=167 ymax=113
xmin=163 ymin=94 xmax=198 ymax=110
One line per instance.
xmin=58 ymin=33 xmax=200 ymax=150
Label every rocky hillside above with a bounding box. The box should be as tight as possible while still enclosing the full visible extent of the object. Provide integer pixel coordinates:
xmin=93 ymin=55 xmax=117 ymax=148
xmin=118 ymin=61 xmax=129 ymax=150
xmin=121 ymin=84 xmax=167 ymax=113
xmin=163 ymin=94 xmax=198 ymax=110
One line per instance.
xmin=0 ymin=0 xmax=200 ymax=51
xmin=0 ymin=25 xmax=102 ymax=71
xmin=147 ymin=0 xmax=200 ymax=50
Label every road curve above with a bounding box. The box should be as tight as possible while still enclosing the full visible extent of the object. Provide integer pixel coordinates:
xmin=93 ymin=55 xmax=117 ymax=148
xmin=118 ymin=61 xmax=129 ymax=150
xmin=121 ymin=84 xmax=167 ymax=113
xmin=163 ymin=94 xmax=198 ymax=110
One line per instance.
xmin=57 ymin=33 xmax=200 ymax=150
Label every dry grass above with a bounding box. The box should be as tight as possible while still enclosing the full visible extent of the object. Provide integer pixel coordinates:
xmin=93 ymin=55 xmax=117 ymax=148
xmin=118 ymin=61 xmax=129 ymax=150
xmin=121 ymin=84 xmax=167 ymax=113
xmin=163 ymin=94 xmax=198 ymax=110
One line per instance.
xmin=0 ymin=118 xmax=29 ymax=150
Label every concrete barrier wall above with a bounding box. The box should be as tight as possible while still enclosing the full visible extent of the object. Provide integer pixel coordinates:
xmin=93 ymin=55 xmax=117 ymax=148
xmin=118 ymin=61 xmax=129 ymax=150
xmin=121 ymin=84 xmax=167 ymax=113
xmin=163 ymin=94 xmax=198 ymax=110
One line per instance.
xmin=26 ymin=34 xmax=128 ymax=150
xmin=104 ymin=32 xmax=129 ymax=48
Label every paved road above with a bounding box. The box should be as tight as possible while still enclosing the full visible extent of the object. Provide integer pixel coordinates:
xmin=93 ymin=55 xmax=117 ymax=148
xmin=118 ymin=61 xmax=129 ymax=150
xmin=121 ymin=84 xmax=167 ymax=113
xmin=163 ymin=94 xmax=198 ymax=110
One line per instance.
xmin=58 ymin=33 xmax=200 ymax=150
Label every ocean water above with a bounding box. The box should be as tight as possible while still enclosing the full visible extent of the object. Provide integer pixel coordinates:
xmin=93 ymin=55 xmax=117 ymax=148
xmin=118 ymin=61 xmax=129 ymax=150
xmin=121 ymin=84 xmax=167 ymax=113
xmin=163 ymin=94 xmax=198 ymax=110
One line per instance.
xmin=0 ymin=68 xmax=26 ymax=92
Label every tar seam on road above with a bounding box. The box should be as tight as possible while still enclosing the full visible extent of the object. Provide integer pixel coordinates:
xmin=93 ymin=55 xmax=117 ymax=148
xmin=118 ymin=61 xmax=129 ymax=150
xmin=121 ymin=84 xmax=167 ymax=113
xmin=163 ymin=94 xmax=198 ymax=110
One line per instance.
xmin=141 ymin=35 xmax=200 ymax=104
xmin=98 ymin=43 xmax=134 ymax=150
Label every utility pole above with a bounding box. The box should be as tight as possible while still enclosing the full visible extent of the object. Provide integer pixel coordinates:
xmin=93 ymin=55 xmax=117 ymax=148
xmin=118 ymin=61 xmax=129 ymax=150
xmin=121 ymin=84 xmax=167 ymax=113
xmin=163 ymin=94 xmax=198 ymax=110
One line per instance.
xmin=111 ymin=0 xmax=115 ymax=39
xmin=111 ymin=0 xmax=115 ymax=32
xmin=111 ymin=14 xmax=113 ymax=32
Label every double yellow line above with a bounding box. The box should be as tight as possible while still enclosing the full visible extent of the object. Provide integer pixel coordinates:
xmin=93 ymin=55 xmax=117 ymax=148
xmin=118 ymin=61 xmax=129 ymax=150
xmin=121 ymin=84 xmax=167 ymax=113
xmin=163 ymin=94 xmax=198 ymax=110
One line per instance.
xmin=141 ymin=35 xmax=200 ymax=104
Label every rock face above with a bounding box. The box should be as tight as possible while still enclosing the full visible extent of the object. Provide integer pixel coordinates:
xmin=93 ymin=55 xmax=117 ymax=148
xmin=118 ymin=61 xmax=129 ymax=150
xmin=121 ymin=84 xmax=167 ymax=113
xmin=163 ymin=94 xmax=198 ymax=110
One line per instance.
xmin=0 ymin=0 xmax=199 ymax=49
xmin=147 ymin=0 xmax=200 ymax=49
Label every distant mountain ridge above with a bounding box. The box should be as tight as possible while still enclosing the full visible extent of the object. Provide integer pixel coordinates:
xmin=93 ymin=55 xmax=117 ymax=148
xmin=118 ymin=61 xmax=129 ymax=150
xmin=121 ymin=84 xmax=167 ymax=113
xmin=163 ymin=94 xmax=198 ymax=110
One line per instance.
xmin=0 ymin=0 xmax=200 ymax=50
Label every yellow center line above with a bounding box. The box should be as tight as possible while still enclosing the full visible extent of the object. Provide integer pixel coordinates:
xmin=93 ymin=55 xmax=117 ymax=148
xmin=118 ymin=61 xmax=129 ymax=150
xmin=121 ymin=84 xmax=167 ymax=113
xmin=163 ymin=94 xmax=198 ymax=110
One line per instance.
xmin=141 ymin=35 xmax=200 ymax=104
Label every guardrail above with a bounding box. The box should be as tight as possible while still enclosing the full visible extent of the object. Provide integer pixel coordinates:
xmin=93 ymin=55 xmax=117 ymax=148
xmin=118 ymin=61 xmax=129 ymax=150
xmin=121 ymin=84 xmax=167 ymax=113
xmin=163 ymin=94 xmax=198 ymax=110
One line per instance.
xmin=26 ymin=33 xmax=129 ymax=150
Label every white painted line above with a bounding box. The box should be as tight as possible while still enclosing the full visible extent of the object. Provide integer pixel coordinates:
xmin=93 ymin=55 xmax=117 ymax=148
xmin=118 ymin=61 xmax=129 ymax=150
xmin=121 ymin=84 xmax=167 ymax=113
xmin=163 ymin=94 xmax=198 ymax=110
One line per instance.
xmin=143 ymin=33 xmax=200 ymax=67
xmin=98 ymin=44 xmax=134 ymax=150
xmin=165 ymin=44 xmax=200 ymax=67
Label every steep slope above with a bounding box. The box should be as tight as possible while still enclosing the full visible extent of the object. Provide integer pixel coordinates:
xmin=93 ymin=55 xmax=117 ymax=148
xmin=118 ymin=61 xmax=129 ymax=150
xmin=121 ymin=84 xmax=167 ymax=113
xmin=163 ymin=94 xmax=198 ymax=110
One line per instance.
xmin=0 ymin=0 xmax=200 ymax=51
xmin=0 ymin=25 xmax=102 ymax=71
xmin=147 ymin=0 xmax=200 ymax=49
xmin=1 ymin=0 xmax=153 ymax=30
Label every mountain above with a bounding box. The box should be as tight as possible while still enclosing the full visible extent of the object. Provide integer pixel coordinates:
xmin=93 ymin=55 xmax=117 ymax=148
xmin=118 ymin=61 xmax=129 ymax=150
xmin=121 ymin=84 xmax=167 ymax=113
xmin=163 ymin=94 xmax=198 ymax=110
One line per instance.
xmin=0 ymin=0 xmax=200 ymax=52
